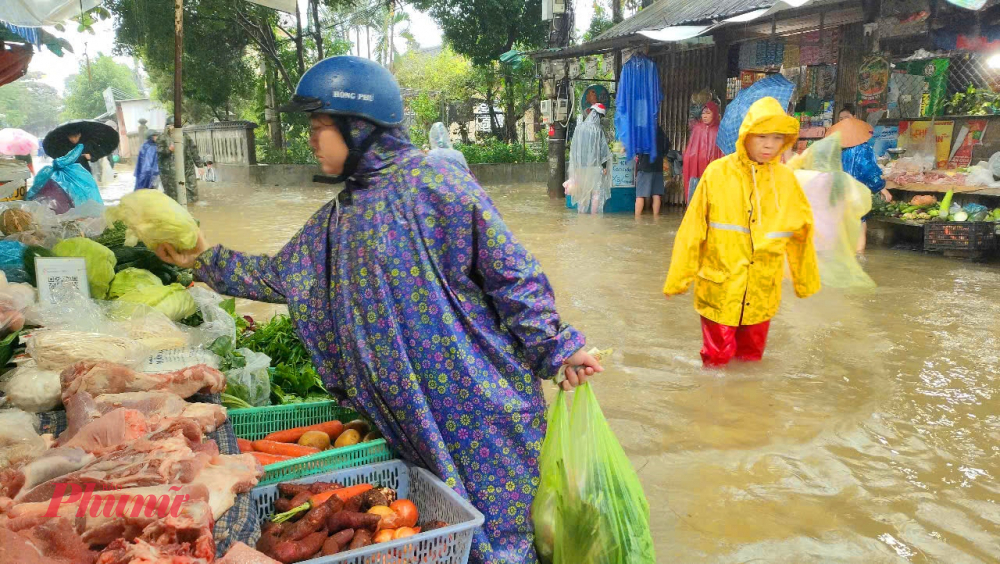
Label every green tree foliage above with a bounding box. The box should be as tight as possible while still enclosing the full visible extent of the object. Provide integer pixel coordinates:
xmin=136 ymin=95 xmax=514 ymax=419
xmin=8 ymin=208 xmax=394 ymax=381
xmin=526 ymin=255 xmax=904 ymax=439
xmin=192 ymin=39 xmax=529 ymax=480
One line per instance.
xmin=584 ymin=1 xmax=615 ymax=42
xmin=0 ymin=73 xmax=63 ymax=135
xmin=62 ymin=55 xmax=139 ymax=120
xmin=410 ymin=0 xmax=547 ymax=67
xmin=106 ymin=0 xmax=256 ymax=118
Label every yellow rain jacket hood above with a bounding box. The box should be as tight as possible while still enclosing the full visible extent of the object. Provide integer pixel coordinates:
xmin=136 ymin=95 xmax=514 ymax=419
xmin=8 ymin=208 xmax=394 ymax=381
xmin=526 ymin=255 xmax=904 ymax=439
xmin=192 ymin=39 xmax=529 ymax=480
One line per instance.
xmin=664 ymin=97 xmax=821 ymax=326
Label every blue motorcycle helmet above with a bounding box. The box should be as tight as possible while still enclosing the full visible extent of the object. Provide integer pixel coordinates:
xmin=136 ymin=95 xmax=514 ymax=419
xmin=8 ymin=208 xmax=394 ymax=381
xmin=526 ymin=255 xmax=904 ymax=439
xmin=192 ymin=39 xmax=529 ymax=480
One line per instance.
xmin=279 ymin=56 xmax=404 ymax=184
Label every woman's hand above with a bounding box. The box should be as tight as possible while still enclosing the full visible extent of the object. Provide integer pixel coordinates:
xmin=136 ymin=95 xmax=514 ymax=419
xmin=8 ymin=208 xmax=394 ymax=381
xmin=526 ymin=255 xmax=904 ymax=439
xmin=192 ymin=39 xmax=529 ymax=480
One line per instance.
xmin=83 ymin=153 xmax=92 ymax=160
xmin=155 ymin=231 xmax=208 ymax=269
xmin=560 ymin=348 xmax=604 ymax=391
xmin=880 ymin=188 xmax=893 ymax=203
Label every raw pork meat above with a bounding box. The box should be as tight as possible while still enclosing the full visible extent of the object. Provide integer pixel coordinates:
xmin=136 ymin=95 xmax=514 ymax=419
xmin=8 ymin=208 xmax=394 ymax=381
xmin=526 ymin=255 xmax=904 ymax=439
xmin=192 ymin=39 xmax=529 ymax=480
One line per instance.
xmin=61 ymin=392 xmax=227 ymax=443
xmin=7 ymin=484 xmax=211 ymax=548
xmin=217 ymin=542 xmax=281 ymax=564
xmin=61 ymin=409 xmax=149 ymax=455
xmin=190 ymin=453 xmax=262 ymax=519
xmin=15 ymin=429 xmax=217 ymax=503
xmin=0 ymin=447 xmax=95 ymax=500
xmin=0 ymin=517 xmax=96 ymax=564
xmin=96 ymin=538 xmax=212 ymax=564
xmin=61 ymin=362 xmax=226 ymax=401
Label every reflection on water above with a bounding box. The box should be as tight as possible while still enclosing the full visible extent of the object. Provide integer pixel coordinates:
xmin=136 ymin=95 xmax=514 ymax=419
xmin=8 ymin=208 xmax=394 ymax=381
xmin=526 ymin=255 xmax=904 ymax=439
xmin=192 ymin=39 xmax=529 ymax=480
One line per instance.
xmin=127 ymin=179 xmax=1000 ymax=563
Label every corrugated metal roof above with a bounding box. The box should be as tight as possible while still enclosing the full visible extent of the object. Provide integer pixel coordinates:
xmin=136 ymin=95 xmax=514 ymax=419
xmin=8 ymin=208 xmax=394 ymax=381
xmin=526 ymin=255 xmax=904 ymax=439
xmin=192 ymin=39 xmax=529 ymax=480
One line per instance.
xmin=596 ymin=0 xmax=777 ymax=41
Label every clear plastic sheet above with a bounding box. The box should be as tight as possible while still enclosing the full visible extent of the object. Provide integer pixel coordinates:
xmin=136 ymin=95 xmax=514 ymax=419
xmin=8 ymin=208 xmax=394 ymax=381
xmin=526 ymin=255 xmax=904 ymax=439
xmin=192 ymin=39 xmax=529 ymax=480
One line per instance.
xmin=0 ymin=408 xmax=47 ymax=469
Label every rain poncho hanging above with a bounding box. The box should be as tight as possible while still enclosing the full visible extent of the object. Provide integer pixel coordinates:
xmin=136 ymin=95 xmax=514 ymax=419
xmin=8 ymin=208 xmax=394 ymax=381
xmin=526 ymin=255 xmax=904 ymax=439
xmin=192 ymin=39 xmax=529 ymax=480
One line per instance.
xmin=427 ymin=122 xmax=469 ymax=170
xmin=195 ymin=118 xmax=586 ymax=564
xmin=682 ymin=101 xmax=725 ymax=201
xmin=664 ymin=97 xmax=821 ymax=326
xmin=614 ymin=55 xmax=662 ymax=160
xmin=787 ymin=134 xmax=876 ymax=289
xmin=717 ymin=74 xmax=796 ymax=155
xmin=566 ymin=109 xmax=612 ymax=214
xmin=26 ymin=143 xmax=103 ymax=210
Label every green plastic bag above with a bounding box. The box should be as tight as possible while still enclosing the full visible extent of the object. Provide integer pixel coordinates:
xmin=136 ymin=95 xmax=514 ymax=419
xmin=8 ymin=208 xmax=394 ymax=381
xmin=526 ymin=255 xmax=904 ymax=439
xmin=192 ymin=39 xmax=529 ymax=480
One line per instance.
xmin=532 ymin=383 xmax=656 ymax=564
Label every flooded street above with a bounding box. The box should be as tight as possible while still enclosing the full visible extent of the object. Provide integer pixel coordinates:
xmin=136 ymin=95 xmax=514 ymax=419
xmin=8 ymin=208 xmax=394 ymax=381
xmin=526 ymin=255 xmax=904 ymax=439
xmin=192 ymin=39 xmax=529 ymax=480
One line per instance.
xmin=109 ymin=177 xmax=1000 ymax=563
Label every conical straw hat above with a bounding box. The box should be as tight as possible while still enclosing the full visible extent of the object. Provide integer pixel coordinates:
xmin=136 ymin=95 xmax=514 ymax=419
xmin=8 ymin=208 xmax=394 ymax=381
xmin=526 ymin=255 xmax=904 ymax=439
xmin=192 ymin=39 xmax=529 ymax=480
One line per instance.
xmin=824 ymin=117 xmax=873 ymax=148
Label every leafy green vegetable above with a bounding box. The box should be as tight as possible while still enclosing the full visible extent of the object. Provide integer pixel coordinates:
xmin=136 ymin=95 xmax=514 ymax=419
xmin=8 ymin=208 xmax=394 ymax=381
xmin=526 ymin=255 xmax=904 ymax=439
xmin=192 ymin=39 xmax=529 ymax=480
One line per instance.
xmin=94 ymin=220 xmax=129 ymax=248
xmin=52 ymin=238 xmax=117 ymax=299
xmin=112 ymin=245 xmax=189 ymax=285
xmin=270 ymin=363 xmax=327 ymax=403
xmin=116 ymin=283 xmax=197 ymax=321
xmin=109 ymin=268 xmax=163 ymax=299
xmin=23 ymin=246 xmax=55 ymax=286
xmin=106 ymin=190 xmax=200 ymax=250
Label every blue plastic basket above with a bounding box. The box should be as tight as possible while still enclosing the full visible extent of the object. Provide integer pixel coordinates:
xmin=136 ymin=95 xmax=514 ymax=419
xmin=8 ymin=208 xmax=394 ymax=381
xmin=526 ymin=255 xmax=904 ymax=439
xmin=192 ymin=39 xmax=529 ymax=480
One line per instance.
xmin=251 ymin=460 xmax=485 ymax=564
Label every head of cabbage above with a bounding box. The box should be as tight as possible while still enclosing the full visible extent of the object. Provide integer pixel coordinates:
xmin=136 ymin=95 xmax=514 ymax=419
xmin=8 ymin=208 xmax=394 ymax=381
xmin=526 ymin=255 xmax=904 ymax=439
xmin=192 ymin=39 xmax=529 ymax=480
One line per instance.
xmin=116 ymin=283 xmax=197 ymax=322
xmin=108 ymin=268 xmax=163 ymax=299
xmin=51 ymin=238 xmax=117 ymax=299
xmin=105 ymin=190 xmax=199 ymax=251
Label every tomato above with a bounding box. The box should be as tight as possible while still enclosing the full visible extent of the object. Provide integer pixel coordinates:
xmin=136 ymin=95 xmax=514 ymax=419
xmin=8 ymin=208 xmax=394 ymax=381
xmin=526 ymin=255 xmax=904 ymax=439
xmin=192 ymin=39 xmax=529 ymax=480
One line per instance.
xmin=390 ymin=499 xmax=419 ymax=528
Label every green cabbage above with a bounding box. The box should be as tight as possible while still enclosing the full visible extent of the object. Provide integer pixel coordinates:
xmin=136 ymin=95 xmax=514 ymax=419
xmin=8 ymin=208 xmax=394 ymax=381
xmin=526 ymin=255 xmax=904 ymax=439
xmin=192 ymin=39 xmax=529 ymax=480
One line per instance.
xmin=116 ymin=283 xmax=197 ymax=321
xmin=51 ymin=238 xmax=117 ymax=299
xmin=105 ymin=190 xmax=199 ymax=251
xmin=109 ymin=268 xmax=163 ymax=299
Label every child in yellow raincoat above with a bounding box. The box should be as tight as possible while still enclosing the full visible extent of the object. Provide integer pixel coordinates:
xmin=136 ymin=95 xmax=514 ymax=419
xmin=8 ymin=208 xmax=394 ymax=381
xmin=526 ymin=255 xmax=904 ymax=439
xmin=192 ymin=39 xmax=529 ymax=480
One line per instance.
xmin=663 ymin=97 xmax=821 ymax=366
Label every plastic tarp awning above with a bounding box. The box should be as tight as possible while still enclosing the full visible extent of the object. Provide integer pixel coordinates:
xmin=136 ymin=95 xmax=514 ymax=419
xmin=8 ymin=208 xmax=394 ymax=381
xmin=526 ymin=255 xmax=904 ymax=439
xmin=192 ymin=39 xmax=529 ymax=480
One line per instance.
xmin=0 ymin=0 xmax=103 ymax=27
xmin=0 ymin=44 xmax=33 ymax=88
xmin=638 ymin=0 xmax=815 ymax=43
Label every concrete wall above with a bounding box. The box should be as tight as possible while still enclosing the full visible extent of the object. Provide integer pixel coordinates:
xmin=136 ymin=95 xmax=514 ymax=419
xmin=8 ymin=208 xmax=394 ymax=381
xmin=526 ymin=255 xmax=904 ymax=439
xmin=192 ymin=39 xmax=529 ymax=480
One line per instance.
xmin=215 ymin=162 xmax=548 ymax=186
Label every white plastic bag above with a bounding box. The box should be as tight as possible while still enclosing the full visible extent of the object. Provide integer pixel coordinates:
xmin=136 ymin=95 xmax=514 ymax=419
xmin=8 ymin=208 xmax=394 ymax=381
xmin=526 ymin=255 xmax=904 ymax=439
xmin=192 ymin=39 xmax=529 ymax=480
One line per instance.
xmin=0 ymin=408 xmax=46 ymax=469
xmin=965 ymin=161 xmax=1000 ymax=188
xmin=186 ymin=286 xmax=237 ymax=348
xmin=0 ymin=362 xmax=61 ymax=412
xmin=225 ymin=348 xmax=271 ymax=407
xmin=25 ymin=330 xmax=148 ymax=370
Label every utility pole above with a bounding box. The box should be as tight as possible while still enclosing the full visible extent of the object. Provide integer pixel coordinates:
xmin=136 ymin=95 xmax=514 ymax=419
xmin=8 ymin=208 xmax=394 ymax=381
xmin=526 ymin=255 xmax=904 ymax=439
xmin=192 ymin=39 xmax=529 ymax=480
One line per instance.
xmin=612 ymin=0 xmax=623 ymax=79
xmin=545 ymin=2 xmax=572 ymax=199
xmin=173 ymin=0 xmax=187 ymax=206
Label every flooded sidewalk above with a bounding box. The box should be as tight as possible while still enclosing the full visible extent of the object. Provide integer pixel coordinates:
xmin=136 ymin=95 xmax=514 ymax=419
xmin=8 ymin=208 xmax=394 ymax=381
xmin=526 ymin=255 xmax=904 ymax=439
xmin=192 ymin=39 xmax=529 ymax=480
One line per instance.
xmin=163 ymin=179 xmax=999 ymax=563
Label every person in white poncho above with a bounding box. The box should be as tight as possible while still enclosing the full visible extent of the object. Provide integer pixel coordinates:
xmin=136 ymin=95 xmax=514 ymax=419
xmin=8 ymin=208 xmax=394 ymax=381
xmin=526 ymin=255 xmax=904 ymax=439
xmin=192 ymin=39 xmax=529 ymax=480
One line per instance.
xmin=565 ymin=104 xmax=612 ymax=214
xmin=427 ymin=122 xmax=469 ymax=170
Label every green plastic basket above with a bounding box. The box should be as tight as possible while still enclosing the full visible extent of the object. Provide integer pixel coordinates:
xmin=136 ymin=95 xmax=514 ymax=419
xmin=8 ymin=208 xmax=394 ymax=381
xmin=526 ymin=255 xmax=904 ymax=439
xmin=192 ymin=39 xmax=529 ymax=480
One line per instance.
xmin=228 ymin=400 xmax=393 ymax=486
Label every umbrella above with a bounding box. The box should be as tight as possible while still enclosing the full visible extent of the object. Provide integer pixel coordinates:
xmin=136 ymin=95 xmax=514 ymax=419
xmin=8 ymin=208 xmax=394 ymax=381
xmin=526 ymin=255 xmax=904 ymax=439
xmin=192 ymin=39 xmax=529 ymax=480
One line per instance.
xmin=43 ymin=119 xmax=119 ymax=161
xmin=716 ymin=74 xmax=796 ymax=155
xmin=0 ymin=128 xmax=39 ymax=156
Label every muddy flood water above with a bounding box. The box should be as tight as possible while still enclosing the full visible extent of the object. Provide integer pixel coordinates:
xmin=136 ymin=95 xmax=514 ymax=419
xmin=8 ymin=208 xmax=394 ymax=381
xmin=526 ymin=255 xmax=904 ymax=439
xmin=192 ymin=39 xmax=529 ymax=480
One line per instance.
xmin=107 ymin=177 xmax=1000 ymax=563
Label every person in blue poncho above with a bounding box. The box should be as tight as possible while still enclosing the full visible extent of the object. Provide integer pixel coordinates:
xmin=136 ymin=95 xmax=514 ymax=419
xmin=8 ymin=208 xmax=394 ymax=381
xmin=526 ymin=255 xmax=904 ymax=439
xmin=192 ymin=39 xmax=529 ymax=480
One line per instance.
xmin=134 ymin=130 xmax=160 ymax=190
xmin=824 ymin=116 xmax=892 ymax=256
xmin=154 ymin=56 xmax=603 ymax=564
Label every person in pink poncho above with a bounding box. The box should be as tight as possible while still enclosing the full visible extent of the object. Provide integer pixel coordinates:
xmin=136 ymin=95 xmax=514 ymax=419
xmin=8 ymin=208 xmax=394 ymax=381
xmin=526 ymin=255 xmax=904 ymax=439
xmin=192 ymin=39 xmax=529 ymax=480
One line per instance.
xmin=682 ymin=101 xmax=725 ymax=204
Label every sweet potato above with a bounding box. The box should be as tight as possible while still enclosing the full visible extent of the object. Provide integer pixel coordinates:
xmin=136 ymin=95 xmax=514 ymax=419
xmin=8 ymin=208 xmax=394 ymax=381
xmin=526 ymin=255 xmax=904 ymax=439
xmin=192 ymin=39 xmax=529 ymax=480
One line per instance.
xmin=277 ymin=483 xmax=311 ymax=498
xmin=330 ymin=528 xmax=355 ymax=547
xmin=283 ymin=503 xmax=333 ymax=541
xmin=308 ymin=481 xmax=344 ymax=494
xmin=289 ymin=491 xmax=312 ymax=509
xmin=423 ymin=520 xmax=448 ymax=531
xmin=322 ymin=495 xmax=345 ymax=514
xmin=274 ymin=498 xmax=293 ymax=513
xmin=348 ymin=529 xmax=373 ymax=550
xmin=326 ymin=511 xmax=381 ymax=533
xmin=256 ymin=526 xmax=284 ymax=555
xmin=272 ymin=531 xmax=327 ymax=563
xmin=322 ymin=529 xmax=356 ymax=556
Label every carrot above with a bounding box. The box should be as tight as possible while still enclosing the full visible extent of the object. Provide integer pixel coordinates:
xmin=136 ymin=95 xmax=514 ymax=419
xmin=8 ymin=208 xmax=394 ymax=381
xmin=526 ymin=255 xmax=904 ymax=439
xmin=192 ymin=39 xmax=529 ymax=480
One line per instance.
xmin=237 ymin=438 xmax=255 ymax=452
xmin=250 ymin=452 xmax=292 ymax=466
xmin=309 ymin=483 xmax=373 ymax=507
xmin=252 ymin=440 xmax=320 ymax=458
xmin=263 ymin=421 xmax=345 ymax=443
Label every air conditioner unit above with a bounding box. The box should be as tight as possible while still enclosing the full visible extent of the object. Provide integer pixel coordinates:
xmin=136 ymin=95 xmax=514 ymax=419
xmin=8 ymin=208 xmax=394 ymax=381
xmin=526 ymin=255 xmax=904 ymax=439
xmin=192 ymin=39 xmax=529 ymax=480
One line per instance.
xmin=555 ymin=98 xmax=569 ymax=121
xmin=540 ymin=99 xmax=554 ymax=123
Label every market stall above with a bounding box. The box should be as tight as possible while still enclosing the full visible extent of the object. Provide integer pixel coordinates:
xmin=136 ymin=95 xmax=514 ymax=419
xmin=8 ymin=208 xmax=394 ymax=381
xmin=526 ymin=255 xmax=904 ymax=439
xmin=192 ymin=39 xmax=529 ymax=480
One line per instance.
xmin=0 ymin=190 xmax=483 ymax=564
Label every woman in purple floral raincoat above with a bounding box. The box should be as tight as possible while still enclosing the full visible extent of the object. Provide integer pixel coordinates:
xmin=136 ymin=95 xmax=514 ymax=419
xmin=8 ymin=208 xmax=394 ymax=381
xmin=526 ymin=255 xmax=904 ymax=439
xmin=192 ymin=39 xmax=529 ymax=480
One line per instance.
xmin=157 ymin=57 xmax=602 ymax=564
